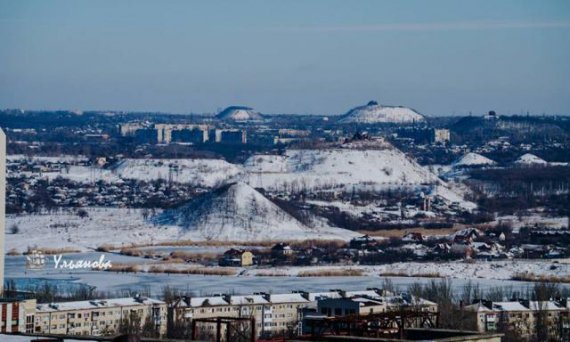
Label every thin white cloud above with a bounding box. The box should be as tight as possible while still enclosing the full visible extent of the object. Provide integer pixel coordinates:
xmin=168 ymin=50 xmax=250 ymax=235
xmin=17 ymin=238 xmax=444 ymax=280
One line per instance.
xmin=276 ymin=21 xmax=570 ymax=33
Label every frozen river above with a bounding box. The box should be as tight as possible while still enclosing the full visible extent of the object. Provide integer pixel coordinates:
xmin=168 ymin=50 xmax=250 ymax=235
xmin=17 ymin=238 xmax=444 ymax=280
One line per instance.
xmin=6 ymin=252 xmax=566 ymax=297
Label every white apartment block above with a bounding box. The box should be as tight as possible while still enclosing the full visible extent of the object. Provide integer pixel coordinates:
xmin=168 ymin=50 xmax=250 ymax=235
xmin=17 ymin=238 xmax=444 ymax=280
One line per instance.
xmin=32 ymin=297 xmax=167 ymax=337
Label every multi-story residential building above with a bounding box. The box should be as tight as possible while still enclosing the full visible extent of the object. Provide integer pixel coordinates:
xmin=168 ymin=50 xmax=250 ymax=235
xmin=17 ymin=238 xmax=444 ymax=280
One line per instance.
xmin=171 ymin=292 xmax=311 ymax=338
xmin=433 ymin=128 xmax=450 ymax=144
xmin=0 ymin=299 xmax=36 ymax=333
xmin=170 ymin=289 xmax=439 ymax=339
xmin=214 ymin=129 xmax=247 ymax=144
xmin=32 ymin=296 xmax=167 ymax=337
xmin=317 ymin=293 xmax=438 ymax=317
xmin=465 ymin=299 xmax=570 ymax=341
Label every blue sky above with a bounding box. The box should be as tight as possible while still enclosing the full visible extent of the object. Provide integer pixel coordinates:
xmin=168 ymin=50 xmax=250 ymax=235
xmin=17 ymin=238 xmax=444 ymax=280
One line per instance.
xmin=1 ymin=0 xmax=569 ymax=116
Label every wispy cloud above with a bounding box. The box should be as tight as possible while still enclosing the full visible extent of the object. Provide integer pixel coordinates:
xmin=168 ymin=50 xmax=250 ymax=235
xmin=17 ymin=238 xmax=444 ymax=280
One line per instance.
xmin=275 ymin=21 xmax=570 ymax=33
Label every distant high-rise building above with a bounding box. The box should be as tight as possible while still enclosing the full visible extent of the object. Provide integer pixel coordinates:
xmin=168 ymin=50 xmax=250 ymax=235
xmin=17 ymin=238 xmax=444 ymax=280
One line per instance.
xmin=433 ymin=129 xmax=450 ymax=144
xmin=0 ymin=128 xmax=5 ymax=295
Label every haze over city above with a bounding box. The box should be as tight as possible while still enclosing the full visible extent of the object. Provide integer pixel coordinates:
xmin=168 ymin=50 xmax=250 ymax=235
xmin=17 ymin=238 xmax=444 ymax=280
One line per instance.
xmin=1 ymin=0 xmax=569 ymax=115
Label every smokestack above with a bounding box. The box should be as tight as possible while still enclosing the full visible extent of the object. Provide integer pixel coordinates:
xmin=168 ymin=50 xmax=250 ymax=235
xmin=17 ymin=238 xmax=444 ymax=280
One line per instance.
xmin=0 ymin=129 xmax=5 ymax=296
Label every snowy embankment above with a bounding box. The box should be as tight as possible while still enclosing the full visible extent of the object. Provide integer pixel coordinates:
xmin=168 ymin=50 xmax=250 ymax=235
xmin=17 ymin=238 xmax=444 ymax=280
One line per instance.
xmin=242 ymin=259 xmax=570 ymax=281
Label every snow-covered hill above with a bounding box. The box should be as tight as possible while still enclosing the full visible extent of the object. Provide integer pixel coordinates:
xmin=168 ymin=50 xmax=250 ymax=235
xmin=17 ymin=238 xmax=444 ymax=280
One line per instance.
xmin=454 ymin=153 xmax=496 ymax=167
xmin=216 ymin=106 xmax=263 ymax=121
xmin=153 ymin=182 xmax=357 ymax=241
xmin=338 ymin=101 xmax=425 ymax=124
xmin=515 ymin=153 xmax=547 ymax=165
xmin=244 ymin=146 xmax=439 ymax=191
xmin=110 ymin=159 xmax=243 ymax=186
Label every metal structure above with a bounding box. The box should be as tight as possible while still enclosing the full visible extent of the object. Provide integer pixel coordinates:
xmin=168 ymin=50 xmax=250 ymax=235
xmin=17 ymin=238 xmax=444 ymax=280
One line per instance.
xmin=191 ymin=316 xmax=256 ymax=342
xmin=305 ymin=309 xmax=439 ymax=339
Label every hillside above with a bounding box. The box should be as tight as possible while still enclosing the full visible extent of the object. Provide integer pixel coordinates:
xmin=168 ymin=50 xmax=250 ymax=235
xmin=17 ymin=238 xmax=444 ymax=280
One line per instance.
xmin=515 ymin=153 xmax=547 ymax=165
xmin=111 ymin=159 xmax=243 ymax=186
xmin=338 ymin=101 xmax=425 ymax=124
xmin=244 ymin=145 xmax=439 ymax=191
xmin=153 ymin=182 xmax=357 ymax=241
xmin=454 ymin=153 xmax=496 ymax=167
xmin=216 ymin=106 xmax=263 ymax=121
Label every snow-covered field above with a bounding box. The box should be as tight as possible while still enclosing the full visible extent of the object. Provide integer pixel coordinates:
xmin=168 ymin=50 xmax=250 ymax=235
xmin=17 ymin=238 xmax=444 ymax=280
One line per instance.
xmin=6 ymin=208 xmax=180 ymax=252
xmin=6 ymin=206 xmax=357 ymax=253
xmin=242 ymin=259 xmax=570 ymax=280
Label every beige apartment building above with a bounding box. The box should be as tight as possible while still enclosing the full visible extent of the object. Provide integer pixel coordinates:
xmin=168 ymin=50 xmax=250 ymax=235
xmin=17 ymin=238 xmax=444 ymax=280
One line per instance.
xmin=171 ymin=292 xmax=310 ymax=338
xmin=32 ymin=297 xmax=167 ymax=337
xmin=465 ymin=299 xmax=570 ymax=341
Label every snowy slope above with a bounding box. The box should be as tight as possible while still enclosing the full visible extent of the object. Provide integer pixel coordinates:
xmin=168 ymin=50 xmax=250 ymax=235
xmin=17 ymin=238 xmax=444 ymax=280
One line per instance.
xmin=244 ymin=147 xmax=439 ymax=191
xmin=154 ymin=182 xmax=357 ymax=241
xmin=338 ymin=101 xmax=425 ymax=124
xmin=515 ymin=153 xmax=547 ymax=165
xmin=111 ymin=159 xmax=243 ymax=186
xmin=6 ymin=208 xmax=181 ymax=252
xmin=454 ymin=153 xmax=496 ymax=167
xmin=216 ymin=106 xmax=263 ymax=121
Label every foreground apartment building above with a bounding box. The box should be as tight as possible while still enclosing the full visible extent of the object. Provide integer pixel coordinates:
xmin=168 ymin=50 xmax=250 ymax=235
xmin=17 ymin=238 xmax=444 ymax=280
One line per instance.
xmin=24 ymin=296 xmax=167 ymax=337
xmin=465 ymin=299 xmax=570 ymax=340
xmin=170 ymin=288 xmax=438 ymax=338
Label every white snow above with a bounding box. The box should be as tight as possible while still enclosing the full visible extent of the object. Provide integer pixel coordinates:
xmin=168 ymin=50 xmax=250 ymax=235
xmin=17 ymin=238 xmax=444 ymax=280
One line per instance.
xmin=111 ymin=159 xmax=243 ymax=186
xmin=153 ymin=182 xmax=358 ymax=241
xmin=245 ymin=147 xmax=439 ymax=191
xmin=25 ymin=159 xmax=244 ymax=187
xmin=454 ymin=153 xmax=496 ymax=167
xmin=515 ymin=153 xmax=548 ymax=165
xmin=338 ymin=102 xmax=425 ymax=124
xmin=216 ymin=106 xmax=262 ymax=121
xmin=6 ymin=208 xmax=181 ymax=253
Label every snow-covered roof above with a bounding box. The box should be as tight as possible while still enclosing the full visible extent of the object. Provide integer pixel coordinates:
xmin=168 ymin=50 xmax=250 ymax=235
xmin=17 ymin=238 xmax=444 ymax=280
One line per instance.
xmin=267 ymin=293 xmax=310 ymax=304
xmin=188 ymin=296 xmax=229 ymax=307
xmin=527 ymin=301 xmax=564 ymax=311
xmin=304 ymin=291 xmax=343 ymax=301
xmin=228 ymin=295 xmax=269 ymax=305
xmin=36 ymin=297 xmax=164 ymax=313
xmin=493 ymin=302 xmax=530 ymax=312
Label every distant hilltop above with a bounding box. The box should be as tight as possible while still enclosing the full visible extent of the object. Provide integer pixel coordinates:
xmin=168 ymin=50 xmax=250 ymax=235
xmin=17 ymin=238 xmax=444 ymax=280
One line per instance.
xmin=216 ymin=106 xmax=263 ymax=121
xmin=339 ymin=100 xmax=425 ymax=124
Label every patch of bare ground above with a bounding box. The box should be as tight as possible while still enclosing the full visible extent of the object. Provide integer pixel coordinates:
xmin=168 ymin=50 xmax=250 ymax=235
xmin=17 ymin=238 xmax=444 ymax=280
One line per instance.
xmin=148 ymin=266 xmax=236 ymax=276
xmin=359 ymin=227 xmax=458 ymax=238
xmin=379 ymin=271 xmax=442 ymax=278
xmin=105 ymin=263 xmax=141 ymax=273
xmin=168 ymin=251 xmax=219 ymax=263
xmin=25 ymin=247 xmax=81 ymax=255
xmin=511 ymin=272 xmax=570 ymax=283
xmin=255 ymin=270 xmax=290 ymax=277
xmin=6 ymin=248 xmax=20 ymax=256
xmin=298 ymin=268 xmax=364 ymax=277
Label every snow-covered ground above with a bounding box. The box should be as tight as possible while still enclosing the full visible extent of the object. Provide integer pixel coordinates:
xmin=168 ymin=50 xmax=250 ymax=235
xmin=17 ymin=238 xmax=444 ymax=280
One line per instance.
xmin=454 ymin=152 xmax=496 ymax=167
xmin=111 ymin=158 xmax=243 ymax=186
xmin=242 ymin=259 xmax=570 ymax=280
xmin=153 ymin=182 xmax=358 ymax=241
xmin=6 ymin=208 xmax=180 ymax=252
xmin=245 ymin=148 xmax=440 ymax=190
xmin=6 ymin=205 xmax=357 ymax=253
xmin=13 ymin=158 xmax=244 ymax=187
xmin=338 ymin=101 xmax=425 ymax=124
